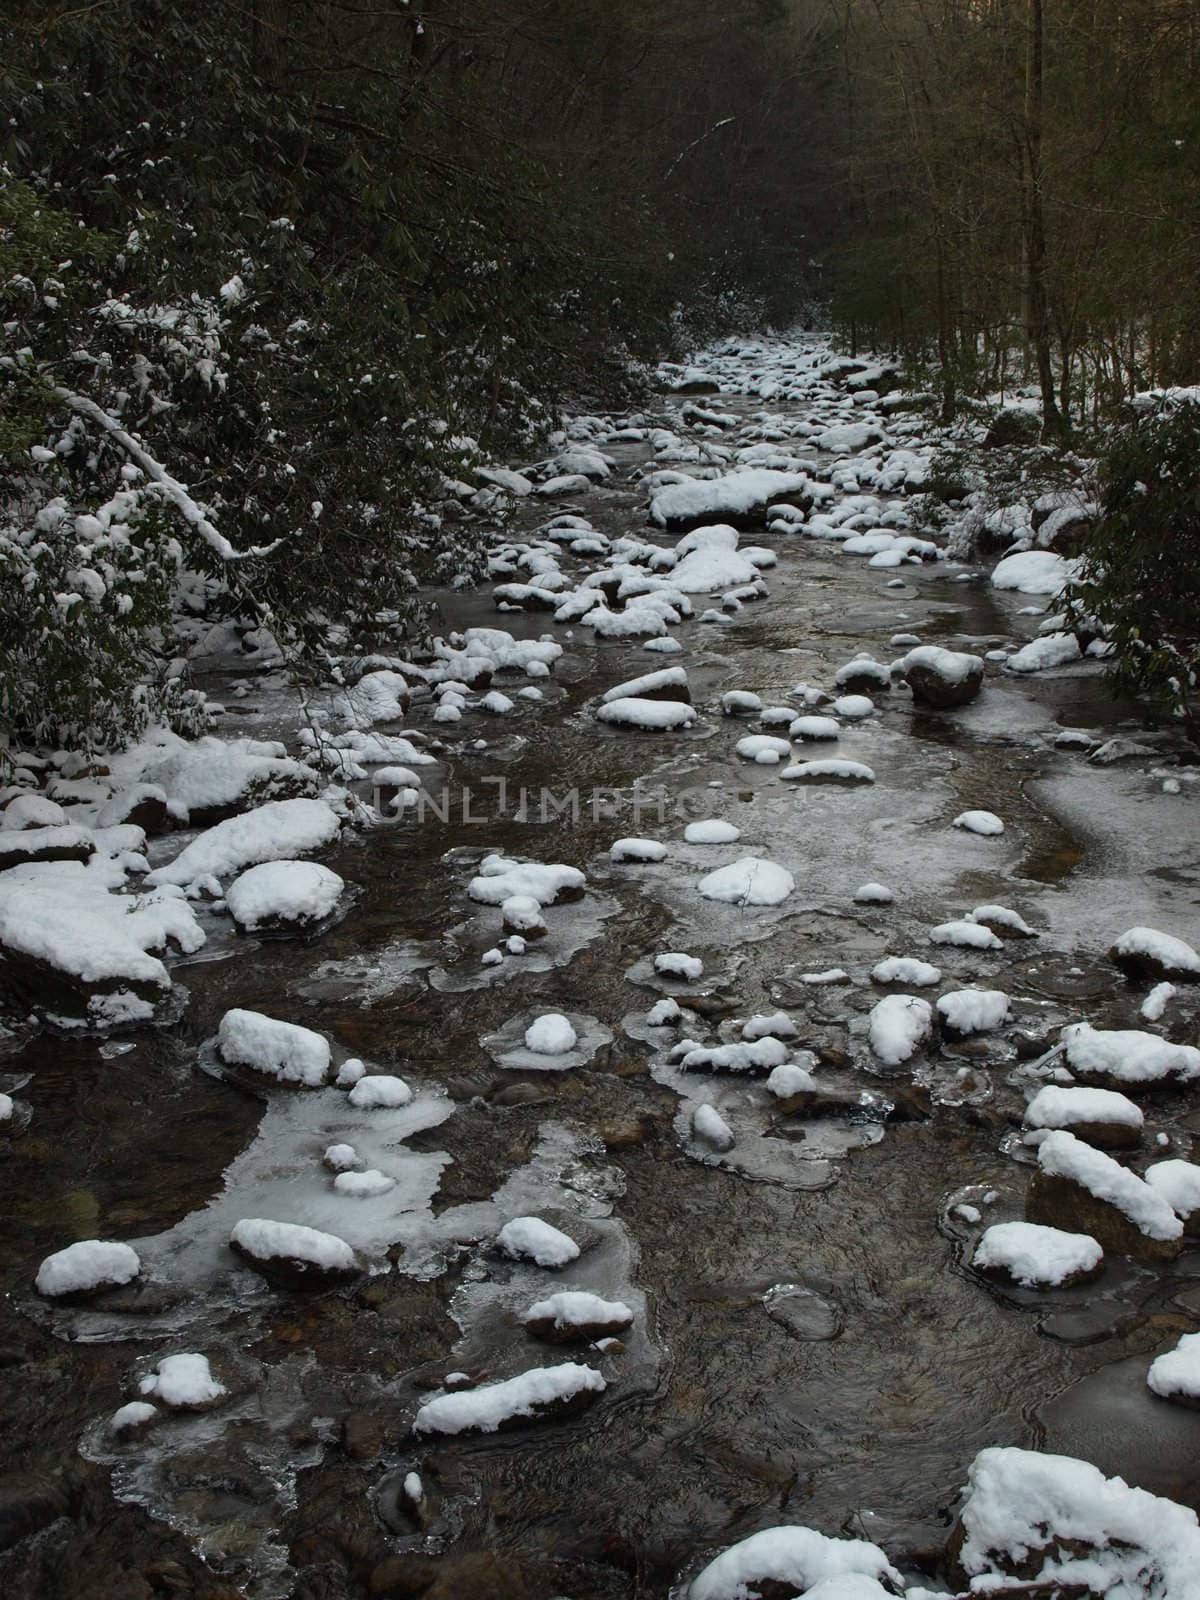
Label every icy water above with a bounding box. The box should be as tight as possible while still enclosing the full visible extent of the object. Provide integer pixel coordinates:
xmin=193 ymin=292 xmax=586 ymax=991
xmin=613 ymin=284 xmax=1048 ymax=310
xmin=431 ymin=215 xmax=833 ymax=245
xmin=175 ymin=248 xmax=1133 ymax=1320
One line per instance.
xmin=3 ymin=342 xmax=1200 ymax=1599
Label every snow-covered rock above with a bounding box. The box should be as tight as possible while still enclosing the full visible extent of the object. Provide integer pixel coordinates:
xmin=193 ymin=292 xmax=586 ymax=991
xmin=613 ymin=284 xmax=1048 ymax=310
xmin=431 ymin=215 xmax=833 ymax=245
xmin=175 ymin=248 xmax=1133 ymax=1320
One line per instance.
xmin=649 ymin=470 xmax=808 ymax=532
xmin=872 ymin=956 xmax=940 ymax=987
xmin=522 ymin=1290 xmax=633 ymax=1344
xmin=524 ymin=1013 xmax=578 ymax=1054
xmin=347 ymin=1074 xmax=413 ymax=1109
xmin=146 ymin=798 xmax=341 ymax=895
xmin=496 ymin=1216 xmax=579 ymax=1268
xmin=972 ymin=1221 xmax=1103 ymax=1289
xmin=867 ymin=995 xmax=933 ymax=1065
xmin=468 ymin=855 xmax=585 ymax=906
xmin=1024 ymin=1085 xmax=1144 ymax=1150
xmin=1110 ymin=926 xmax=1200 ymax=984
xmin=35 ymin=1239 xmax=141 ymax=1299
xmin=781 ymin=759 xmax=875 ymax=784
xmin=697 ymin=857 xmax=794 ymax=906
xmin=952 ymin=1445 xmax=1200 ymax=1597
xmin=953 ymin=809 xmax=1005 ymax=836
xmin=1028 ymin=1130 xmax=1183 ymax=1261
xmin=936 ymin=989 xmax=1009 ymax=1037
xmin=225 ymin=859 xmax=344 ymax=935
xmin=684 ymin=819 xmax=741 ymax=844
xmin=217 ymin=1008 xmax=330 ymax=1086
xmin=854 ymin=882 xmax=894 ymax=905
xmin=610 ymin=837 xmax=669 ymax=863
xmin=139 ymin=1352 xmax=226 ymax=1411
xmin=1007 ymin=631 xmax=1083 ymax=673
xmin=688 ymin=1526 xmax=900 ymax=1600
xmin=413 ymin=1362 xmax=606 ymax=1435
xmin=692 ymin=1103 xmax=735 ymax=1151
xmin=1061 ymin=1022 xmax=1200 ymax=1088
xmin=929 ymin=919 xmax=1003 ymax=950
xmin=600 ymin=666 xmax=690 ymax=704
xmin=655 ymin=952 xmax=703 ymax=982
xmin=1147 ymin=1332 xmax=1200 ymax=1407
xmin=597 ymin=697 xmax=696 ymax=731
xmin=895 ymin=645 xmax=985 ymax=710
xmin=229 ymin=1218 xmax=358 ymax=1287
xmin=1144 ymin=1159 xmax=1200 ymax=1226
xmin=991 ymin=549 xmax=1079 ymax=596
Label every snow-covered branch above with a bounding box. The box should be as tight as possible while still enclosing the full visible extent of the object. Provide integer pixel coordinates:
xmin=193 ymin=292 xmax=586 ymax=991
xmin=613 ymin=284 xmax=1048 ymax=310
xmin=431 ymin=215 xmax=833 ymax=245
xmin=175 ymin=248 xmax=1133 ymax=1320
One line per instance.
xmin=51 ymin=388 xmax=282 ymax=563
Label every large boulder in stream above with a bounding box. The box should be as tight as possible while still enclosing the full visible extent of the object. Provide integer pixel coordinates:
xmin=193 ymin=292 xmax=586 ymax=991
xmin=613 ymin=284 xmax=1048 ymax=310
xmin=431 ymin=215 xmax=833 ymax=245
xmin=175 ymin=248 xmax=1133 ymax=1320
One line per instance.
xmin=1025 ymin=1132 xmax=1182 ymax=1264
xmin=229 ymin=1218 xmax=360 ymax=1289
xmin=893 ymin=646 xmax=984 ymax=709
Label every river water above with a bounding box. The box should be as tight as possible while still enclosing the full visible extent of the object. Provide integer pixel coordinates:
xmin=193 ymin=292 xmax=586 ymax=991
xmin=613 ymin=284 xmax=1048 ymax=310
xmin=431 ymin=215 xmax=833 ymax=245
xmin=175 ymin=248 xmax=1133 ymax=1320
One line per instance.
xmin=2 ymin=340 xmax=1198 ymax=1600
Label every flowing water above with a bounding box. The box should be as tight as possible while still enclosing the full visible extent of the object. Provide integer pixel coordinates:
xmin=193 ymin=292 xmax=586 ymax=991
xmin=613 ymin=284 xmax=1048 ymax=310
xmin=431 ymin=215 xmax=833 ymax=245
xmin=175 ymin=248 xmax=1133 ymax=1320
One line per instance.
xmin=2 ymin=350 xmax=1199 ymax=1600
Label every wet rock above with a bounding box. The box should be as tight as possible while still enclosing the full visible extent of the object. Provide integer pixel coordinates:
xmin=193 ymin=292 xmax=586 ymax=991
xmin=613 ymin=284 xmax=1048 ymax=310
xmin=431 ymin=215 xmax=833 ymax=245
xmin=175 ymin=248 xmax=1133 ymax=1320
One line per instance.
xmin=762 ymin=1283 xmax=842 ymax=1340
xmin=369 ymin=1553 xmax=531 ymax=1600
xmin=490 ymin=1081 xmax=554 ymax=1109
xmin=1025 ymin=1171 xmax=1180 ymax=1264
xmin=883 ymin=1083 xmax=932 ymax=1122
xmin=341 ymin=1412 xmax=388 ymax=1463
xmin=596 ymin=1112 xmax=658 ymax=1149
xmin=0 ymin=1470 xmax=71 ymax=1551
xmin=1013 ymin=1030 xmax=1054 ymax=1061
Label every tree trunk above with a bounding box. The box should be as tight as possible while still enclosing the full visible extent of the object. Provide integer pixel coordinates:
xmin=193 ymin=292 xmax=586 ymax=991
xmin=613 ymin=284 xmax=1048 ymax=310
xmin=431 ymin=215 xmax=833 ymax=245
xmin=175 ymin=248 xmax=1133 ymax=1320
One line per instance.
xmin=1023 ymin=0 xmax=1066 ymax=441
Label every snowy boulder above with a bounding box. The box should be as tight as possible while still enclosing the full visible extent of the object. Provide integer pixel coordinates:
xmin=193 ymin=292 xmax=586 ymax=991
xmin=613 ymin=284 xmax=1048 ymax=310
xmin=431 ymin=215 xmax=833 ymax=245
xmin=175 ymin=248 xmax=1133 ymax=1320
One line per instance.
xmin=936 ymin=989 xmax=1009 ymax=1038
xmin=145 ymin=736 xmax=316 ymax=827
xmin=736 ymin=734 xmax=792 ymax=764
xmin=601 ymin=666 xmax=690 ymax=705
xmin=138 ymin=1352 xmax=227 ymax=1412
xmin=1026 ymin=1131 xmax=1183 ymax=1263
xmin=229 ymin=1218 xmax=359 ymax=1288
xmin=684 ymin=819 xmax=741 ymax=844
xmin=1147 ymin=1332 xmax=1200 ymax=1409
xmin=781 ymin=759 xmax=875 ymax=785
xmin=501 ymin=895 xmax=547 ymax=937
xmin=110 ymin=1401 xmax=159 ymax=1438
xmin=496 ymin=1216 xmax=580 ymax=1269
xmin=0 ymin=862 xmax=205 ymax=1028
xmin=948 ymin=1445 xmax=1200 ymax=1598
xmin=790 ymin=716 xmax=840 ymax=741
xmin=969 ymin=903 xmax=1036 ymax=939
xmin=524 ymin=1013 xmax=578 ymax=1055
xmin=867 ymin=995 xmax=934 ymax=1066
xmin=1 ymin=793 xmax=68 ymax=830
xmin=1109 ymin=926 xmax=1200 ymax=984
xmin=1061 ymin=1021 xmax=1200 ymax=1089
xmin=953 ymin=809 xmax=1005 ymax=837
xmin=689 ymin=1526 xmax=901 ymax=1600
xmin=929 ymin=920 xmax=1003 ymax=951
xmin=972 ymin=1221 xmax=1104 ymax=1289
xmin=1024 ymin=1086 xmax=1144 ymax=1151
xmin=991 ymin=549 xmax=1079 ymax=597
xmin=676 ymin=1038 xmax=789 ymax=1076
xmin=0 ymin=824 xmax=95 ymax=871
xmin=225 ymin=860 xmax=345 ymax=936
xmin=697 ymin=857 xmax=794 ymax=907
xmin=610 ymin=838 xmax=669 ymax=864
xmin=894 ymin=646 xmax=984 ymax=709
xmin=692 ymin=1103 xmax=736 ymax=1151
xmin=36 ymin=1239 xmax=141 ymax=1300
xmin=217 ymin=1008 xmax=330 ymax=1087
xmin=413 ymin=1362 xmax=606 ymax=1436
xmin=1144 ymin=1159 xmax=1200 ymax=1233
xmin=831 ymin=694 xmax=874 ymax=720
xmin=816 ymin=421 xmax=885 ymax=453
xmin=146 ymin=798 xmax=342 ymax=895
xmin=833 ymin=656 xmax=891 ymax=694
xmin=522 ymin=1291 xmax=633 ymax=1345
xmin=871 ymin=956 xmax=940 ymax=987
xmin=468 ymin=855 xmax=586 ymax=907
xmin=721 ymin=690 xmax=762 ymax=717
xmin=649 ymin=470 xmax=808 ymax=532
xmin=655 ymin=952 xmax=703 ymax=982
xmin=1007 ymin=631 xmax=1083 ymax=674
xmin=348 ymin=1074 xmax=413 ymax=1109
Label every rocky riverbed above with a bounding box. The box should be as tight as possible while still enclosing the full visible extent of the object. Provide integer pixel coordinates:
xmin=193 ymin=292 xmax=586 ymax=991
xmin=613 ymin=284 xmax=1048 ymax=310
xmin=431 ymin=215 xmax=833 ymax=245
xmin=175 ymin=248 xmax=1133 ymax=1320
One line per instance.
xmin=2 ymin=336 xmax=1199 ymax=1600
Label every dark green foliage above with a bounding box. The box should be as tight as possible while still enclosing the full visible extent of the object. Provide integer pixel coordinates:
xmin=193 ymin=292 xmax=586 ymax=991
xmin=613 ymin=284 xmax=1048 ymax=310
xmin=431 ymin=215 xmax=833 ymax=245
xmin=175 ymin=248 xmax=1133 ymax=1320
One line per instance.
xmin=1064 ymin=400 xmax=1200 ymax=742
